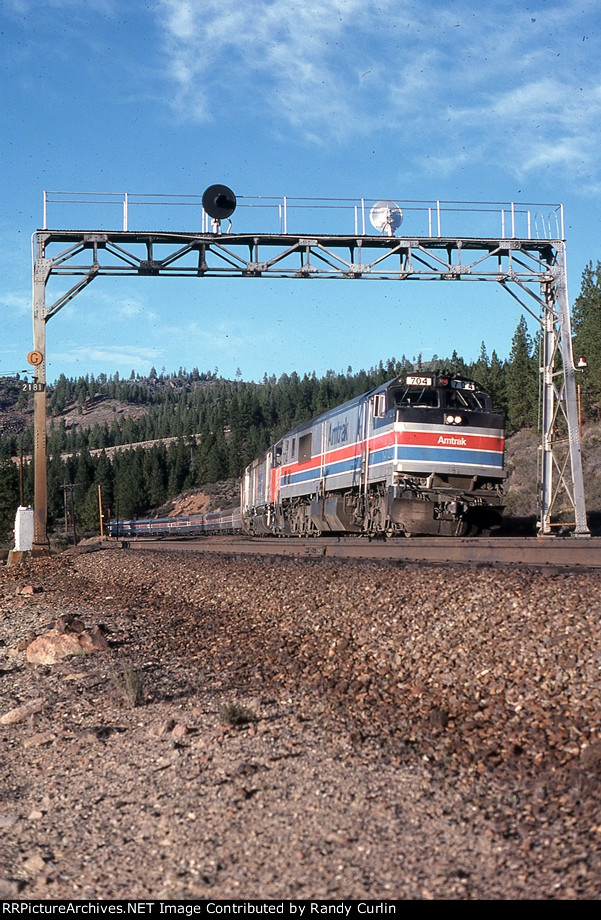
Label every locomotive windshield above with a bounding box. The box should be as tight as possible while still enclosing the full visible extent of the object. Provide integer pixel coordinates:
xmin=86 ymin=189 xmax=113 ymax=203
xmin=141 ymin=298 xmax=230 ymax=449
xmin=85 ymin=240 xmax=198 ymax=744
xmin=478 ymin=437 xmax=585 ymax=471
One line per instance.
xmin=444 ymin=389 xmax=490 ymax=411
xmin=393 ymin=386 xmax=439 ymax=408
xmin=392 ymin=376 xmax=493 ymax=413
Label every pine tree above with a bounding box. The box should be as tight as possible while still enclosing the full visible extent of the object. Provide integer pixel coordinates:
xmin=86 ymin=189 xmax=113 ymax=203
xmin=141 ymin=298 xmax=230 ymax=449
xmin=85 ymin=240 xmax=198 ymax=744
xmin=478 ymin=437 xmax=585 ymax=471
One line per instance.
xmin=449 ymin=350 xmax=467 ymax=376
xmin=167 ymin=438 xmax=191 ymax=495
xmin=47 ymin=454 xmax=68 ymax=526
xmin=80 ymin=484 xmax=103 ymax=533
xmin=0 ymin=460 xmax=20 ymax=544
xmin=72 ymin=448 xmax=95 ymax=511
xmin=114 ymin=449 xmax=148 ymax=519
xmin=487 ymin=350 xmax=508 ymax=416
xmin=572 ymin=260 xmax=601 ymax=417
xmin=506 ymin=316 xmax=538 ymax=430
xmin=144 ymin=446 xmax=168 ymax=508
xmin=472 ymin=341 xmax=490 ymax=390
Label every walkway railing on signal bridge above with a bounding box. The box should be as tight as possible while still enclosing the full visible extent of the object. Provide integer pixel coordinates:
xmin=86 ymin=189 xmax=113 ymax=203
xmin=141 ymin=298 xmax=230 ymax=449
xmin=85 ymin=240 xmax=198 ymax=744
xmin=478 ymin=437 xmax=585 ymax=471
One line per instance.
xmin=42 ymin=191 xmax=564 ymax=241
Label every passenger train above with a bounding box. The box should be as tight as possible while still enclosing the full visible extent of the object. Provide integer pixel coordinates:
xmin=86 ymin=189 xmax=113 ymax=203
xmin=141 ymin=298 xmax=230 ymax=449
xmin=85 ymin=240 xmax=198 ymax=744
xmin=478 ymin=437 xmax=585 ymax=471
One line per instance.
xmin=108 ymin=372 xmax=505 ymax=540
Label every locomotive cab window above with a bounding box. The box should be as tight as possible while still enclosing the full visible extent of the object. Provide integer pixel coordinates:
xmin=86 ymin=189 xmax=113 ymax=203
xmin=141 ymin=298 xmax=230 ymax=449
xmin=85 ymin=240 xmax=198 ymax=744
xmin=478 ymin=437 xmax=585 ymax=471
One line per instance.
xmin=445 ymin=390 xmax=490 ymax=412
xmin=373 ymin=393 xmax=387 ymax=417
xmin=394 ymin=387 xmax=439 ymax=408
xmin=298 ymin=433 xmax=312 ymax=463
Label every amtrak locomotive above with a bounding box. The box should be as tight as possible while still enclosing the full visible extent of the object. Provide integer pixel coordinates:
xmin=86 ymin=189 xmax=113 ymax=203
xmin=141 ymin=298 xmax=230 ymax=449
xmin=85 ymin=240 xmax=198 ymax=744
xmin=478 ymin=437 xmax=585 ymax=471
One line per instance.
xmin=109 ymin=373 xmax=505 ymax=540
xmin=242 ymin=372 xmax=505 ymax=537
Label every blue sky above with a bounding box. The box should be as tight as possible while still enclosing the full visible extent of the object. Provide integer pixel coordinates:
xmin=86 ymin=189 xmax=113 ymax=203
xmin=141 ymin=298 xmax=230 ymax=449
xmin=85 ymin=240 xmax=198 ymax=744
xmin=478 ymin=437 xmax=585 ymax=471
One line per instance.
xmin=2 ymin=0 xmax=601 ymax=383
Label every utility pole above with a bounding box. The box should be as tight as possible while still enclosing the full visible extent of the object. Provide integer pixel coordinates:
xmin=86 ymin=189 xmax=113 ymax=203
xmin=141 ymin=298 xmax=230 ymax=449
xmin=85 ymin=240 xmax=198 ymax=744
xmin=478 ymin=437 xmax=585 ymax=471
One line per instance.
xmin=62 ymin=483 xmax=78 ymax=545
xmin=32 ymin=251 xmax=51 ymax=551
xmin=98 ymin=484 xmax=105 ymax=538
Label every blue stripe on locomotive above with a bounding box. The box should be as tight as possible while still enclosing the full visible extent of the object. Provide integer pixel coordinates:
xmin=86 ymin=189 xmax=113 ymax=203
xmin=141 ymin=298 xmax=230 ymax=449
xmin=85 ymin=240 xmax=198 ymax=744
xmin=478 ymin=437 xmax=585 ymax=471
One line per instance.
xmin=283 ymin=443 xmax=502 ymax=491
xmin=396 ymin=446 xmax=503 ymax=468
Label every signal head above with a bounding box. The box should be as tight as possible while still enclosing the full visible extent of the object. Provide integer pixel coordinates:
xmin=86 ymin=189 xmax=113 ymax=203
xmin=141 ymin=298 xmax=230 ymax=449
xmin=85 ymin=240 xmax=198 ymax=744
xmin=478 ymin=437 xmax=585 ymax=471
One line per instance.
xmin=202 ymin=184 xmax=237 ymax=220
xmin=369 ymin=200 xmax=403 ymax=236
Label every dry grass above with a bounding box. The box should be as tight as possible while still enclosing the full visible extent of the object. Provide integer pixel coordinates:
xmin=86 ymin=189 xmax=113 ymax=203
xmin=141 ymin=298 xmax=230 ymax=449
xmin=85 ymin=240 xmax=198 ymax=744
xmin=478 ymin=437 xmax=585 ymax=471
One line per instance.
xmin=111 ymin=663 xmax=145 ymax=707
xmin=219 ymin=702 xmax=255 ymax=726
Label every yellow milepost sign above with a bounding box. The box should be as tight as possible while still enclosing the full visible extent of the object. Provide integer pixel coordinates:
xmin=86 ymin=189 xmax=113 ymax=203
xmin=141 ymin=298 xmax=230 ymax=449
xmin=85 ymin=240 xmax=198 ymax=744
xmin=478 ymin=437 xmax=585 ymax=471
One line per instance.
xmin=27 ymin=350 xmax=44 ymax=366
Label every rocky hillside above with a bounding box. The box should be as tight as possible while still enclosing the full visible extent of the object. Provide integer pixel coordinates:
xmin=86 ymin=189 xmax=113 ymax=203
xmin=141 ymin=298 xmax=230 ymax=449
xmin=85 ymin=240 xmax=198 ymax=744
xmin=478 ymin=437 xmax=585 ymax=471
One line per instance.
xmin=157 ymin=479 xmax=241 ymax=516
xmin=503 ymin=423 xmax=601 ymax=533
xmin=0 ymin=378 xmax=31 ymax=438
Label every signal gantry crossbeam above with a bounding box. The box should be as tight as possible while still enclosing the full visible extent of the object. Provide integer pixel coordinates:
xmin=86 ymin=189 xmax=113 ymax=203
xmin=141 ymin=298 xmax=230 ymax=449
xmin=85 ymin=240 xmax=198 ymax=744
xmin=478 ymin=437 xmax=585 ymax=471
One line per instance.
xmin=36 ymin=229 xmax=559 ymax=283
xmin=30 ymin=214 xmax=589 ymax=547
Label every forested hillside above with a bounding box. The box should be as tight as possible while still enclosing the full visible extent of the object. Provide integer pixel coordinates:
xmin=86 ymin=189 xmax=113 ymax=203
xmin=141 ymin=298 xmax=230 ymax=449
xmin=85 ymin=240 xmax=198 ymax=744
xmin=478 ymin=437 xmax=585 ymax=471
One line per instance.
xmin=1 ymin=256 xmax=600 ymax=545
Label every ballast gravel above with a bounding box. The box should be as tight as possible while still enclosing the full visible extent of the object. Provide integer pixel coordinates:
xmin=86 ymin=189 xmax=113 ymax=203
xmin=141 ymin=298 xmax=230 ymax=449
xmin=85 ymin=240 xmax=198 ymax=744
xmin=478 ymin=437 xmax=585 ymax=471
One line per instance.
xmin=0 ymin=547 xmax=600 ymax=901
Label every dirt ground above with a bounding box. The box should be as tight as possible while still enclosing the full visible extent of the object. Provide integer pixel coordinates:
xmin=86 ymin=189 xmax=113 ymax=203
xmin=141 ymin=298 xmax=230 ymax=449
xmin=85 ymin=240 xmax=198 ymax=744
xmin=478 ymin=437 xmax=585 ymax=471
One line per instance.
xmin=1 ymin=547 xmax=600 ymax=901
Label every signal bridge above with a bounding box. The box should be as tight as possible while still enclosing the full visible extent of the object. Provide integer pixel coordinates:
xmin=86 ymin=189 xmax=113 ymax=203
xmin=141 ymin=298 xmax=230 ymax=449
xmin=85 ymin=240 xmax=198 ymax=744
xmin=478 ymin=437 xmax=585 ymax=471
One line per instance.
xmin=30 ymin=189 xmax=588 ymax=548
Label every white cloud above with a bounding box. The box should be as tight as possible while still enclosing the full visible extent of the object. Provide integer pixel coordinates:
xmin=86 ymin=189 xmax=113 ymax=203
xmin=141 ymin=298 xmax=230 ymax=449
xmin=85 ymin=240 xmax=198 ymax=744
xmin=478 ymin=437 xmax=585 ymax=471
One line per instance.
xmin=163 ymin=317 xmax=273 ymax=361
xmin=51 ymin=343 xmax=161 ymax=370
xmin=117 ymin=298 xmax=145 ymax=319
xmin=447 ymin=76 xmax=601 ymax=183
xmin=58 ymin=289 xmax=158 ymax=326
xmin=1 ymin=0 xmax=116 ymax=20
xmin=3 ymin=291 xmax=30 ymax=316
xmin=158 ymin=0 xmax=389 ymax=139
xmin=156 ymin=0 xmax=601 ymax=189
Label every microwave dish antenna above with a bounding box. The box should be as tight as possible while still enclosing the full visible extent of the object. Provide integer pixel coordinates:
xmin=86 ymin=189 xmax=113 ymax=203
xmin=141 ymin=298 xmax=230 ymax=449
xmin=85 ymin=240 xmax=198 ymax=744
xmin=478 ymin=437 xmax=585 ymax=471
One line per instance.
xmin=369 ymin=200 xmax=403 ymax=236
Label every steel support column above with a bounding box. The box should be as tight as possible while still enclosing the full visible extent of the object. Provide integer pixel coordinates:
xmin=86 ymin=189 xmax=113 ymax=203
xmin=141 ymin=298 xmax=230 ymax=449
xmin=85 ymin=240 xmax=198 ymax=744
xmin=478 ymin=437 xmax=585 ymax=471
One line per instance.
xmin=32 ymin=253 xmax=51 ymax=550
xmin=539 ymin=293 xmax=556 ymax=534
xmin=551 ymin=250 xmax=589 ymax=535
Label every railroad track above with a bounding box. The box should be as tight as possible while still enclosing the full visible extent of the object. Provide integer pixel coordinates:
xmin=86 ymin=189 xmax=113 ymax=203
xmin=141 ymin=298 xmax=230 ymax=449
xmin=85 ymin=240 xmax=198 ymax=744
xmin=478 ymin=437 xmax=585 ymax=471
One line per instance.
xmin=117 ymin=534 xmax=601 ymax=569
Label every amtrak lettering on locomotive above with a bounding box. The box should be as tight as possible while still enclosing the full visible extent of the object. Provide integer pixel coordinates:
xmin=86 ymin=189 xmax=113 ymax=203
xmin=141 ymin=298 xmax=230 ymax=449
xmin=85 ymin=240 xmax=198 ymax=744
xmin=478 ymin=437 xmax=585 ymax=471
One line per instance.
xmin=110 ymin=373 xmax=505 ymax=540
xmin=241 ymin=372 xmax=505 ymax=537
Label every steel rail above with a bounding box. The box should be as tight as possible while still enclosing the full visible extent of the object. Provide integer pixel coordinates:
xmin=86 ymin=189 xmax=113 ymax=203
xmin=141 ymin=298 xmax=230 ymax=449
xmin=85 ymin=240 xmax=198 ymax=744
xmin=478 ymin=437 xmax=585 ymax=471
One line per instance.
xmin=117 ymin=535 xmax=601 ymax=569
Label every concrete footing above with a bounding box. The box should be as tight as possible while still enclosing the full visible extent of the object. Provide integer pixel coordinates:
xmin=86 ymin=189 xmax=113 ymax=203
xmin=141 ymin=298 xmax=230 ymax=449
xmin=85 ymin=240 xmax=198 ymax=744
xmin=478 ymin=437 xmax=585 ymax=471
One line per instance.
xmin=7 ymin=550 xmax=30 ymax=566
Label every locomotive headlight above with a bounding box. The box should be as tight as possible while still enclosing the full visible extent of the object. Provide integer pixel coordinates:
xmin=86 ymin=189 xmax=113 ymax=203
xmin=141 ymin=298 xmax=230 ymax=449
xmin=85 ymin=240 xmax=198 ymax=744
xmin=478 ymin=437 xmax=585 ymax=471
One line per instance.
xmin=445 ymin=414 xmax=464 ymax=425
